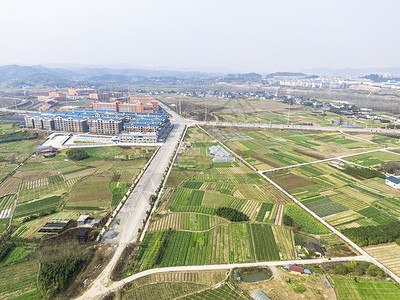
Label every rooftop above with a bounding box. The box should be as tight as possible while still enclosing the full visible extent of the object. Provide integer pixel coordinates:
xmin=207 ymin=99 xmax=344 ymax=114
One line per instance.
xmin=387 ymin=176 xmax=400 ymax=184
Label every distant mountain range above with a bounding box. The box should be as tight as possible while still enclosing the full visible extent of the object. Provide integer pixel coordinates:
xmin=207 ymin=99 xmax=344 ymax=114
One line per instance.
xmin=1 ymin=64 xmax=400 ymax=88
xmin=0 ymin=64 xmax=219 ymax=87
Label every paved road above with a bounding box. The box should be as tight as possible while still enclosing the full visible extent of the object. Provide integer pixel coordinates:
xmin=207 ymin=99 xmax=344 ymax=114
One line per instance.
xmin=77 ymin=255 xmax=367 ymax=299
xmin=79 ymin=103 xmax=191 ymax=299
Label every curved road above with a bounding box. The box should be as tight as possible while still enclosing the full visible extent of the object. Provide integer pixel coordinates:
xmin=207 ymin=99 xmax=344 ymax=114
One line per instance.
xmin=78 ymin=256 xmax=367 ymax=299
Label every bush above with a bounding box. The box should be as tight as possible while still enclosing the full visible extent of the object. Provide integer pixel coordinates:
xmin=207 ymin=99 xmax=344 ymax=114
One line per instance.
xmin=341 ymin=166 xmax=385 ymax=180
xmin=283 ymin=214 xmax=294 ymax=226
xmin=354 ymin=261 xmax=369 ymax=276
xmin=367 ymin=264 xmax=385 ymax=277
xmin=66 ymin=148 xmax=89 ymax=161
xmin=215 ymin=207 xmax=249 ymax=222
xmin=334 ymin=265 xmax=349 ymax=275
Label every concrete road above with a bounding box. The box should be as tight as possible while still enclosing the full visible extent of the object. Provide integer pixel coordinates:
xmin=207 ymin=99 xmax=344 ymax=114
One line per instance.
xmin=102 ymin=123 xmax=184 ymax=244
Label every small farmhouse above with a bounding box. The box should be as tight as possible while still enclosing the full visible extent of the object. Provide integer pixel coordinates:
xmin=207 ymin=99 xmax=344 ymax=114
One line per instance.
xmin=283 ymin=265 xmax=312 ymax=275
xmin=303 ymin=242 xmax=325 ymax=258
xmin=386 ymin=176 xmax=400 ymax=189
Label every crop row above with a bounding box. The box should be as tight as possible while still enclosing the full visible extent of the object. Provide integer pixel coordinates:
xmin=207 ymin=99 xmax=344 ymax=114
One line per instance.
xmin=251 ymin=224 xmax=280 ymax=261
xmin=284 ymin=203 xmax=330 ymax=234
xmin=255 ymin=203 xmax=273 ymax=222
xmin=21 ymin=177 xmax=49 ymax=190
xmin=186 ymin=284 xmax=245 ymax=299
xmin=169 ymin=187 xmax=205 ymax=209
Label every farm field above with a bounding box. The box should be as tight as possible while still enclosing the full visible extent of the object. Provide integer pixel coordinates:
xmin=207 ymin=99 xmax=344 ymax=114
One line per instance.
xmin=184 ymin=283 xmax=246 ymax=299
xmin=7 ymin=145 xmax=153 ymax=238
xmin=121 ymin=270 xmax=227 ymax=300
xmin=268 ymin=161 xmax=400 ymax=230
xmin=344 ymin=150 xmax=400 ymax=167
xmin=125 ymin=223 xmax=281 ymax=275
xmin=0 ymin=260 xmax=41 ymax=299
xmin=364 ymin=243 xmax=400 ymax=277
xmin=331 ymin=276 xmax=400 ymax=300
xmin=204 ymin=126 xmax=379 ymax=170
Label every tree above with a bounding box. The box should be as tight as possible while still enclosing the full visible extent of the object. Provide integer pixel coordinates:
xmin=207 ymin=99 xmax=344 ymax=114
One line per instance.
xmin=66 ymin=148 xmax=89 ymax=161
xmin=283 ymin=214 xmax=294 ymax=226
xmin=367 ymin=264 xmax=385 ymax=277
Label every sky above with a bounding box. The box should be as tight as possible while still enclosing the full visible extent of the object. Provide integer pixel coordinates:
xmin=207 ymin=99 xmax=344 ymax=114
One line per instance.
xmin=0 ymin=0 xmax=399 ymax=73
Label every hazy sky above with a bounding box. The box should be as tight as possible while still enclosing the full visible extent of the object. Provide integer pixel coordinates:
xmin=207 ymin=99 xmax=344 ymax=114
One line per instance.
xmin=0 ymin=0 xmax=399 ymax=72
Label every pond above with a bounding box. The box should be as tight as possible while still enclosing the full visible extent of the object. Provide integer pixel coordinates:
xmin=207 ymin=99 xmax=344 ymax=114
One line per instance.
xmin=241 ymin=271 xmax=271 ymax=282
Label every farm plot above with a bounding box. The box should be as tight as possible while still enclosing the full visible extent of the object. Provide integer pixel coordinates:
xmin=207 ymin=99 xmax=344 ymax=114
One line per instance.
xmin=234 ymin=184 xmax=270 ymax=201
xmin=149 ymin=213 xmax=226 ymax=232
xmin=228 ymin=223 xmax=255 ymax=263
xmin=364 ymin=243 xmax=400 ymax=276
xmin=258 ymin=184 xmax=293 ymax=204
xmin=0 ymin=260 xmax=41 ymax=300
xmin=21 ymin=177 xmax=49 ymax=190
xmin=122 ymin=269 xmax=227 ymax=300
xmin=345 ymin=150 xmax=400 ymax=167
xmin=200 ymin=182 xmax=235 ymax=195
xmin=284 ymin=204 xmax=330 ymax=234
xmin=250 ymin=224 xmax=280 ymax=261
xmin=300 ymin=194 xmax=348 ymax=217
xmin=168 ymin=188 xmax=205 ymax=209
xmin=133 ymin=223 xmax=283 ymax=272
xmin=0 ymin=194 xmax=16 ymax=219
xmin=357 ymin=207 xmax=397 ymax=225
xmin=14 ymin=195 xmax=61 ymax=218
xmin=329 ymin=192 xmax=369 ymax=211
xmin=331 ymin=276 xmax=400 ymax=300
xmin=271 ymin=225 xmax=296 ymax=259
xmin=185 ymin=283 xmax=246 ymax=299
xmin=123 ymin=282 xmax=207 ymax=300
xmin=255 ymin=203 xmax=273 ymax=222
xmin=0 ymin=177 xmax=21 ymax=198
xmin=324 ymin=211 xmax=368 ymax=229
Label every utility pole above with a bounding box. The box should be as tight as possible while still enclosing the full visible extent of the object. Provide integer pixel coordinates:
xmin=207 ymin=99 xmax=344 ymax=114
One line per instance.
xmin=287 ymin=100 xmax=291 ymax=124
xmin=204 ymin=100 xmax=207 ymax=122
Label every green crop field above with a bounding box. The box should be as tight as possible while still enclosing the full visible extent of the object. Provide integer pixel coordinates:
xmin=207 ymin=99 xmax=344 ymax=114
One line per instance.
xmin=250 ymin=224 xmax=280 ymax=261
xmin=346 ymin=151 xmax=400 ymax=167
xmin=284 ymin=204 xmax=330 ymax=234
xmin=331 ymin=276 xmax=400 ymax=300
xmin=357 ymin=207 xmax=397 ymax=225
xmin=255 ymin=202 xmax=273 ymax=222
xmin=125 ymin=223 xmax=281 ymax=275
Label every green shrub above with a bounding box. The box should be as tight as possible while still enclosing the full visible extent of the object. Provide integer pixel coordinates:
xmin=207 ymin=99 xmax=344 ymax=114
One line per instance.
xmin=66 ymin=148 xmax=89 ymax=161
xmin=334 ymin=265 xmax=349 ymax=275
xmin=283 ymin=214 xmax=294 ymax=226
